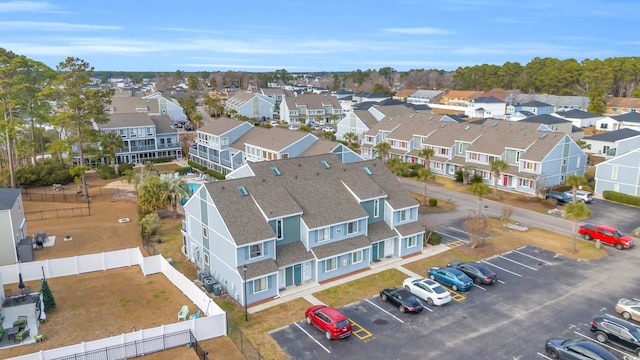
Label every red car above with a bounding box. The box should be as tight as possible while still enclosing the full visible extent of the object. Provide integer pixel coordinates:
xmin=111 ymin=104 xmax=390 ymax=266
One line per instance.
xmin=305 ymin=305 xmax=352 ymax=340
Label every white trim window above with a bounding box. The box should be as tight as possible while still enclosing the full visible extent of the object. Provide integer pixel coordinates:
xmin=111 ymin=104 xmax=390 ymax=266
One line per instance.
xmin=276 ymin=219 xmax=283 ymax=240
xmin=202 ymin=226 xmax=208 ymax=239
xmin=407 ymin=236 xmax=417 ymax=247
xmin=352 ymin=250 xmax=363 ymax=264
xmin=612 ymin=166 xmax=618 ymax=180
xmin=318 ymin=227 xmax=330 ymax=242
xmin=250 ymin=243 xmax=263 ymax=258
xmin=325 ymin=257 xmax=338 ymax=272
xmin=399 ymin=209 xmax=409 ymax=222
xmin=253 ymin=277 xmax=268 ymax=293
xmin=204 ymin=253 xmax=210 ymax=265
xmin=347 ymin=221 xmax=358 ymax=235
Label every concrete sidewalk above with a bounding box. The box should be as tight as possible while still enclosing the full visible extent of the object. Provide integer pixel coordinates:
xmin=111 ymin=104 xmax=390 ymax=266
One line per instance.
xmin=248 ymin=244 xmax=451 ymax=314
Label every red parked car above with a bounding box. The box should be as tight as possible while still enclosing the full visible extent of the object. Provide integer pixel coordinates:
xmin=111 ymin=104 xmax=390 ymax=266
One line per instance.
xmin=305 ymin=305 xmax=352 ymax=340
xmin=578 ymin=224 xmax=635 ymax=250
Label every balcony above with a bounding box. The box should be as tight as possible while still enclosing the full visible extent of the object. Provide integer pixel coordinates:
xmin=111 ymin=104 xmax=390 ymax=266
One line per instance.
xmin=157 ymin=143 xmax=180 ymax=149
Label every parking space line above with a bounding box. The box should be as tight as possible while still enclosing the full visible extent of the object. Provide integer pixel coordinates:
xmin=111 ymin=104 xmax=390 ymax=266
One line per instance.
xmin=293 ymin=322 xmax=331 ymax=354
xmin=573 ymin=331 xmax=630 ymax=357
xmin=536 ymin=352 xmax=552 ymax=359
xmin=445 ymin=240 xmax=467 ymax=248
xmin=473 ymin=283 xmax=486 ymax=291
xmin=512 ymin=249 xmax=552 ymax=265
xmin=498 ymin=255 xmax=538 ymax=271
xmin=365 ymin=299 xmax=405 ymax=324
xmin=481 ymin=260 xmax=522 ymax=277
xmin=497 ymin=279 xmax=506 ymax=284
xmin=348 ymin=318 xmax=373 ymax=341
xmin=442 ymin=287 xmax=466 ymax=301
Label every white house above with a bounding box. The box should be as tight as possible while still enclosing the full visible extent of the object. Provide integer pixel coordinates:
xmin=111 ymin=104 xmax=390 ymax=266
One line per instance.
xmin=583 ymin=128 xmax=640 ymax=158
xmin=552 ymin=109 xmax=601 ymax=128
xmin=466 ymin=96 xmax=506 ymax=119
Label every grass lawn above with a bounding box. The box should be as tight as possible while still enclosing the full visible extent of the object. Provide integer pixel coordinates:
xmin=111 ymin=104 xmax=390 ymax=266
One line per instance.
xmin=410 ymin=191 xmax=456 ymax=213
xmin=313 ymin=269 xmax=408 ymax=307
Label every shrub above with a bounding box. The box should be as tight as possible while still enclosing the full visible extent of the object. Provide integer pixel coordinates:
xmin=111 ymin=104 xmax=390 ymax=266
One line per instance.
xmin=454 ymin=169 xmax=463 ymax=182
xmin=175 ymin=166 xmax=191 ymax=175
xmin=15 ymin=161 xmax=73 ymax=186
xmin=118 ymin=163 xmax=134 ymax=175
xmin=426 ymin=232 xmax=442 ymax=245
xmin=428 ymin=198 xmax=438 ymax=207
xmin=603 ymin=190 xmax=640 ymax=206
xmin=188 ymin=160 xmax=225 ymax=180
xmin=96 ymin=164 xmax=116 ymax=179
xmin=148 ymin=156 xmax=175 ymax=164
xmin=470 ymin=174 xmax=483 ymax=184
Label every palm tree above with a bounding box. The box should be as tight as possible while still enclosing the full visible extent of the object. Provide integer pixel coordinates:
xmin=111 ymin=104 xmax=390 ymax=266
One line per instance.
xmin=564 ymin=202 xmax=592 ymax=253
xmin=373 ymin=142 xmax=391 ymax=163
xmin=100 ymin=132 xmax=125 ymax=173
xmin=565 ymin=174 xmax=587 ymax=203
xmin=461 ymin=164 xmax=475 ymax=185
xmin=138 ymin=175 xmax=168 ymax=215
xmin=162 ymin=177 xmax=190 ymax=219
xmin=489 ymin=159 xmax=508 ymax=197
xmin=416 ymin=167 xmax=435 ymax=206
xmin=470 ymin=182 xmax=491 ymax=215
xmin=418 ymin=147 xmax=435 ymax=170
xmin=344 ymin=132 xmax=358 ymax=147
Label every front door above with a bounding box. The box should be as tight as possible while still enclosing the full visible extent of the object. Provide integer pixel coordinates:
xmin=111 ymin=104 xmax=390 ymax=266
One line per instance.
xmin=502 ymin=175 xmax=509 ymax=186
xmin=294 ymin=264 xmax=302 ymax=284
xmin=278 ymin=269 xmax=285 ymax=289
xmin=285 ymin=267 xmax=294 ymax=287
xmin=372 ymin=243 xmax=379 ymax=261
xmin=303 ymin=261 xmax=312 ymax=281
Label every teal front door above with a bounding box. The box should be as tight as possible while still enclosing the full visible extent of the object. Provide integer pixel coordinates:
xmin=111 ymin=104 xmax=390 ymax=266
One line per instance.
xmin=293 ymin=264 xmax=302 ymax=284
xmin=285 ymin=267 xmax=294 ymax=287
xmin=372 ymin=243 xmax=379 ymax=261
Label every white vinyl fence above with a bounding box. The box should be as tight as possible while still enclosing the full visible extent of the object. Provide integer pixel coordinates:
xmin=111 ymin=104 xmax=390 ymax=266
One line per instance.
xmin=0 ymin=248 xmax=226 ymax=360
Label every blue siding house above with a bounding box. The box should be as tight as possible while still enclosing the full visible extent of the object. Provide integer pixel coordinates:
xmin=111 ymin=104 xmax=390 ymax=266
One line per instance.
xmin=594 ymin=149 xmax=640 ymax=197
xmin=182 ymin=155 xmax=423 ymax=306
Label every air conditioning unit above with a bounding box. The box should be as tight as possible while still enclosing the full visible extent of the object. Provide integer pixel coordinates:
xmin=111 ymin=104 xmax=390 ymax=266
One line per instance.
xmin=197 ymin=270 xmax=210 ymax=282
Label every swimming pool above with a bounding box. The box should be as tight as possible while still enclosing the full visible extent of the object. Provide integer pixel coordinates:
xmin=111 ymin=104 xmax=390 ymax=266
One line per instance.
xmin=180 ymin=183 xmax=202 ymax=205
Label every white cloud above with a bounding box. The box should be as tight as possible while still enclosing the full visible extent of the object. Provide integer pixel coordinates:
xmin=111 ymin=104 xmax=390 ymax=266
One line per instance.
xmin=0 ymin=1 xmax=54 ymax=12
xmin=0 ymin=21 xmax=120 ymax=31
xmin=382 ymin=27 xmax=452 ymax=35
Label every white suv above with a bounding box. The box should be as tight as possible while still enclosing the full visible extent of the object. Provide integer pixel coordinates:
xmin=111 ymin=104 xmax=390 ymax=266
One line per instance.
xmin=564 ymin=190 xmax=593 ymax=203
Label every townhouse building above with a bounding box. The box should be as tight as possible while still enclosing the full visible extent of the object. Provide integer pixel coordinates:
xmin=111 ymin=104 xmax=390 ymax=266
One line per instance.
xmin=181 ymin=155 xmax=423 ymax=306
xmin=279 ymin=93 xmax=346 ymax=125
xmin=225 ymin=91 xmax=276 ymax=120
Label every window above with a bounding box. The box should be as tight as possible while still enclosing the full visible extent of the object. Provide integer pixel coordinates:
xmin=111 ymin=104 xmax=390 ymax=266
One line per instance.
xmin=253 ymin=277 xmax=267 ymax=293
xmin=373 ymin=199 xmax=379 ymax=218
xmin=612 ymin=166 xmax=618 ymax=180
xmin=250 ymin=243 xmax=263 ymax=258
xmin=325 ymin=257 xmax=337 ymax=272
xmin=318 ymin=227 xmax=330 ymax=242
xmin=204 ymin=253 xmax=209 ymax=265
xmin=407 ymin=236 xmax=417 ymax=247
xmin=202 ymin=226 xmax=208 ymax=239
xmin=576 ymin=157 xmax=581 ymax=168
xmin=347 ymin=221 xmax=358 ymax=234
xmin=399 ymin=209 xmax=409 ymax=222
xmin=600 ymin=123 xmax=608 ymax=129
xmin=276 ymin=219 xmax=283 ymax=240
xmin=352 ymin=251 xmax=363 ymax=264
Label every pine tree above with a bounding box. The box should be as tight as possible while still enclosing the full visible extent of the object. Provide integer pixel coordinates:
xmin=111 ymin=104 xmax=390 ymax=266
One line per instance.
xmin=41 ymin=278 xmax=56 ymax=311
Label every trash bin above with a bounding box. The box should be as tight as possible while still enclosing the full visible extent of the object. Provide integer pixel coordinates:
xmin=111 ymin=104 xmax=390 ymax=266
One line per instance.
xmin=203 ymin=277 xmax=216 ymax=293
xmin=213 ymin=283 xmax=222 ymax=296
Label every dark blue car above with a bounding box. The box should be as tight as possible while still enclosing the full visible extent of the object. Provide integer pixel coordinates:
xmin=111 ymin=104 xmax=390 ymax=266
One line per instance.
xmin=428 ymin=267 xmax=473 ymax=291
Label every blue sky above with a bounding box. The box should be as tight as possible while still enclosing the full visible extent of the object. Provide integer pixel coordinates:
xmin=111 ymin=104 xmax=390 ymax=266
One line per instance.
xmin=1 ymin=0 xmax=638 ymax=72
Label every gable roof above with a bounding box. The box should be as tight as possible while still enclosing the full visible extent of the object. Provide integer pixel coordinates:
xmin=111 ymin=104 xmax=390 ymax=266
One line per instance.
xmin=611 ymin=111 xmax=640 ymax=123
xmin=607 ymin=97 xmax=640 ymax=109
xmin=151 ymin=115 xmax=178 ymax=134
xmin=198 ymin=117 xmax=249 ymax=135
xmin=472 ymin=96 xmax=505 ymax=104
xmin=109 ymin=95 xmax=159 ymax=114
xmin=443 ymin=90 xmax=485 ymax=100
xmin=519 ymin=114 xmax=571 ymax=125
xmin=229 ymin=126 xmax=316 ymax=152
xmin=514 ymin=100 xmax=553 ymax=108
xmin=0 ymin=188 xmax=20 ymax=210
xmin=101 ymin=113 xmax=155 ymax=129
xmin=554 ymin=109 xmax=599 ymax=119
xmin=585 ymin=128 xmax=640 ymax=142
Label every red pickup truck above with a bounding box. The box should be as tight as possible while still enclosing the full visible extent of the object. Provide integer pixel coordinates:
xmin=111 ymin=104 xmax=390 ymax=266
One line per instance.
xmin=578 ymin=224 xmax=635 ymax=250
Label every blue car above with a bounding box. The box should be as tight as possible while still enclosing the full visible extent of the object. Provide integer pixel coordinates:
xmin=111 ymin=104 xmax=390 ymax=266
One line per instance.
xmin=428 ymin=267 xmax=473 ymax=291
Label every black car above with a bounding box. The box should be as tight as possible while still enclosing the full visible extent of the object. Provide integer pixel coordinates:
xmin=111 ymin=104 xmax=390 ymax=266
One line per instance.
xmin=545 ymin=337 xmax=618 ymax=360
xmin=591 ymin=314 xmax=640 ymax=356
xmin=546 ymin=191 xmax=572 ymax=205
xmin=379 ymin=287 xmax=423 ymax=313
xmin=447 ymin=261 xmax=497 ymax=285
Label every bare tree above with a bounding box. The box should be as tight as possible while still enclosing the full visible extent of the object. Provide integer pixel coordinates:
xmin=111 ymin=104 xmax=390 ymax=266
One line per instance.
xmin=463 ymin=216 xmax=485 ymax=248
xmin=501 ymin=205 xmax=513 ymax=223
xmin=423 ymin=216 xmax=439 ymax=247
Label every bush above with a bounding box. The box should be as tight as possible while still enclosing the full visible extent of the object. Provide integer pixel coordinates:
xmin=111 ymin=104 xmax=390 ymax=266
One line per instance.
xmin=454 ymin=169 xmax=463 ymax=182
xmin=188 ymin=160 xmax=225 ymax=180
xmin=428 ymin=198 xmax=438 ymax=207
xmin=175 ymin=166 xmax=191 ymax=175
xmin=603 ymin=190 xmax=640 ymax=206
xmin=470 ymin=174 xmax=483 ymax=184
xmin=15 ymin=161 xmax=73 ymax=186
xmin=96 ymin=164 xmax=115 ymax=179
xmin=426 ymin=232 xmax=442 ymax=246
xmin=118 ymin=163 xmax=134 ymax=175
xmin=148 ymin=156 xmax=175 ymax=164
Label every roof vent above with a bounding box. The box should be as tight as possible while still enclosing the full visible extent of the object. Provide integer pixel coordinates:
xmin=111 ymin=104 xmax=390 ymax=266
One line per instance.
xmin=440 ymin=123 xmax=446 ymax=128
xmin=520 ymin=124 xmax=527 ymax=130
xmin=540 ymin=133 xmax=548 ymax=139
xmin=428 ymin=116 xmax=434 ymax=121
xmin=464 ymin=125 xmax=471 ymax=131
xmin=409 ymin=114 xmax=414 ymax=119
xmin=492 ymin=122 xmax=498 ymax=127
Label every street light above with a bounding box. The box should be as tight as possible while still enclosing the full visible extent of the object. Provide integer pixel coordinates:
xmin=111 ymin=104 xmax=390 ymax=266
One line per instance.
xmin=242 ymin=264 xmax=248 ymax=322
xmin=483 ymin=205 xmax=488 ymax=246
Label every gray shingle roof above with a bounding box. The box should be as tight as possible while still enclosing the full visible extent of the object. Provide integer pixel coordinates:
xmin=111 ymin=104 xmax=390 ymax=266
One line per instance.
xmin=101 ymin=113 xmax=155 ymax=129
xmin=0 ymin=188 xmax=20 ymax=210
xmin=555 ymin=109 xmax=599 ymax=119
xmin=275 ymin=242 xmax=315 ymax=267
xmin=586 ymin=128 xmax=640 ymax=142
xmin=311 ymin=235 xmax=371 ymax=259
xmin=395 ymin=221 xmax=425 ymax=237
xmin=367 ymin=221 xmax=397 ymax=242
xmin=612 ymin=112 xmax=640 ymax=123
xmin=520 ymin=114 xmax=571 ymax=125
xmin=229 ymin=126 xmax=316 ymax=152
xmin=151 ymin=115 xmax=178 ymax=134
xmin=198 ymin=117 xmax=248 ymax=135
xmin=238 ymin=259 xmax=279 ymax=280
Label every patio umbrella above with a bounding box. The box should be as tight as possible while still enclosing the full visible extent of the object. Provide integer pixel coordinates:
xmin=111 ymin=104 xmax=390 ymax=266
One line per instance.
xmin=18 ymin=273 xmax=25 ymax=295
xmin=37 ymin=292 xmax=46 ymax=322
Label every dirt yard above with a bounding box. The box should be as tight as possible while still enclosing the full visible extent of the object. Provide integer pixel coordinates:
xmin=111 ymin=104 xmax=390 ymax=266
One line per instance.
xmin=0 ymin=173 xmax=241 ymax=359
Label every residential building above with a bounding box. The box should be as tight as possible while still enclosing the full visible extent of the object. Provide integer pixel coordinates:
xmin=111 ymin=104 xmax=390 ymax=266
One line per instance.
xmin=596 ymin=112 xmax=640 ymax=132
xmin=604 ymin=97 xmax=640 ymax=116
xmin=552 ymin=109 xmax=601 ymax=128
xmin=594 ymin=149 xmax=640 ymax=197
xmin=189 ymin=118 xmax=255 ymax=175
xmin=439 ymin=90 xmax=485 ymax=106
xmin=406 ymin=90 xmax=444 ymax=105
xmin=507 ymin=94 xmax=589 ymax=112
xmin=109 ymin=91 xmax=187 ymax=124
xmin=352 ymin=92 xmax=389 ymax=104
xmin=259 ymin=87 xmax=292 ymax=103
xmin=506 ymin=101 xmax=555 ymax=117
xmin=181 ymin=155 xmax=423 ymax=306
xmin=583 ymin=128 xmax=640 ymax=158
xmin=280 ymin=94 xmax=346 ymax=125
xmin=466 ymin=96 xmax=506 ymax=119
xmin=0 ymin=188 xmax=27 ymax=266
xmin=225 ymin=91 xmax=276 ymax=120
xmin=97 ymin=113 xmax=182 ymax=164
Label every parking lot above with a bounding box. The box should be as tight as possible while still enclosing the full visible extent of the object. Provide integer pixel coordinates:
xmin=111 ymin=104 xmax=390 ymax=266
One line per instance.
xmin=271 ymin=245 xmax=640 ymax=359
